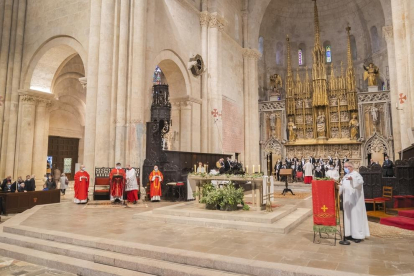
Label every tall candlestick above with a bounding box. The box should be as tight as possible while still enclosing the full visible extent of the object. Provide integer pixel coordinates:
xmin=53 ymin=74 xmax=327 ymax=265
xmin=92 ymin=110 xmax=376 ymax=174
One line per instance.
xmin=246 ymin=165 xmax=248 ymax=174
xmin=253 ymin=165 xmax=255 ymax=173
xmin=258 ymin=165 xmax=260 ymax=173
xmin=194 ymin=164 xmax=197 ymax=172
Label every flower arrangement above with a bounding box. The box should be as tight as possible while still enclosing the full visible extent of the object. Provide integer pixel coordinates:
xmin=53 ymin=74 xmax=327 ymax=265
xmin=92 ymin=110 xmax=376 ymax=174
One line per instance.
xmin=198 ymin=182 xmax=247 ymax=211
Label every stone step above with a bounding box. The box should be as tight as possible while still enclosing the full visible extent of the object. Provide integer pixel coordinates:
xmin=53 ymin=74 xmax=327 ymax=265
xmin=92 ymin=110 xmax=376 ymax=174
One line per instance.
xmin=0 ymin=232 xmax=241 ymax=276
xmin=0 ymin=241 xmax=150 ymax=276
xmin=151 ymin=203 xmax=298 ymax=224
xmin=133 ymin=208 xmax=312 ymax=234
xmin=1 ymin=224 xmax=364 ymax=276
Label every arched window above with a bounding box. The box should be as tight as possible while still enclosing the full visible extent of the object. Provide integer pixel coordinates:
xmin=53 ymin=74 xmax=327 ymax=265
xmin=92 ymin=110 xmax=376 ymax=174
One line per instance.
xmin=258 ymin=36 xmax=264 ymax=58
xmin=276 ymin=42 xmax=283 ymax=65
xmin=153 ymin=66 xmax=162 ymax=85
xmin=370 ymin=26 xmax=380 ymax=53
xmin=298 ymin=43 xmax=306 ymax=66
xmin=350 ymin=35 xmax=357 ymax=60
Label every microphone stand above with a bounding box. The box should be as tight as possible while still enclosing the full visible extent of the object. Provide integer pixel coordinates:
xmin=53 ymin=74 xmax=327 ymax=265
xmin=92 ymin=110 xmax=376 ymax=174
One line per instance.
xmin=339 ymin=178 xmax=350 ymax=246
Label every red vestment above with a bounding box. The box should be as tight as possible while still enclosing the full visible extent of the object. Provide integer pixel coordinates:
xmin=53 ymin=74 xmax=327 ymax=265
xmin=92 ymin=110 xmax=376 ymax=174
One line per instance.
xmin=127 ymin=190 xmax=138 ymax=202
xmin=149 ymin=170 xmax=163 ymax=200
xmin=109 ymin=168 xmax=126 ymax=199
xmin=74 ymin=170 xmax=90 ymax=203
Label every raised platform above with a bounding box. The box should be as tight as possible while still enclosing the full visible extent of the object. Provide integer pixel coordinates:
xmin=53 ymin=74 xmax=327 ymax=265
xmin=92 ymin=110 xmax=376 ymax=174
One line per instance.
xmin=133 ymin=202 xmax=312 ymax=234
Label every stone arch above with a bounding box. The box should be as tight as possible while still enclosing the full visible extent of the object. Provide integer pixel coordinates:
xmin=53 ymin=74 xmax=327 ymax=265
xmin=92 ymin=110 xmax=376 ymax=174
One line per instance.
xmin=364 ymin=132 xmax=390 ymax=164
xmin=150 ymin=49 xmax=192 ymax=98
xmin=263 ymin=137 xmax=282 ymax=156
xmin=23 ymin=36 xmax=87 ymax=93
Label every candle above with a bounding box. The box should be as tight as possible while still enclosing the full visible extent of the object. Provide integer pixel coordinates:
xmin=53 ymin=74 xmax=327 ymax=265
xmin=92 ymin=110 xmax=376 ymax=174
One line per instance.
xmin=204 ymin=164 xmax=207 ymax=172
xmin=207 ymin=165 xmax=208 ymax=172
xmin=258 ymin=165 xmax=260 ymax=173
xmin=253 ymin=165 xmax=255 ymax=174
xmin=194 ymin=164 xmax=197 ymax=172
xmin=246 ymin=165 xmax=248 ymax=174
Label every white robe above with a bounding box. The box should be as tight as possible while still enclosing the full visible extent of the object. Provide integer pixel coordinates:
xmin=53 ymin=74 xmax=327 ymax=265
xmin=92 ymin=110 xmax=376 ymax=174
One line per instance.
xmin=303 ymin=162 xmax=314 ymax=177
xmin=339 ymin=170 xmax=370 ymax=239
xmin=325 ymin=169 xmax=339 ymax=181
xmin=125 ymin=169 xmax=139 ymax=192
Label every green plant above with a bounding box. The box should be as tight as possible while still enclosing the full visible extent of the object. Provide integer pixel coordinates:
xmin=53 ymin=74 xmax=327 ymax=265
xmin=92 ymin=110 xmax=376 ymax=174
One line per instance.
xmin=219 ymin=182 xmax=244 ymax=210
xmin=242 ymin=204 xmax=250 ymax=211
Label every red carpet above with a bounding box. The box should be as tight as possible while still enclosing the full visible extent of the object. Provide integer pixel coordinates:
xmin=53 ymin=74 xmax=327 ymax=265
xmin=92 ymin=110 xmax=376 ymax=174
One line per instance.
xmin=398 ymin=210 xmax=414 ymax=219
xmin=380 ymin=217 xmax=414 ymax=231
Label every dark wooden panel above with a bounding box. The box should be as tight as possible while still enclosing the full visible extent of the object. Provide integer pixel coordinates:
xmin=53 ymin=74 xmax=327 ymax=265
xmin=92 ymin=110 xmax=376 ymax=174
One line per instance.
xmin=48 ymin=136 xmax=79 ymax=180
xmin=0 ymin=190 xmax=60 ymax=215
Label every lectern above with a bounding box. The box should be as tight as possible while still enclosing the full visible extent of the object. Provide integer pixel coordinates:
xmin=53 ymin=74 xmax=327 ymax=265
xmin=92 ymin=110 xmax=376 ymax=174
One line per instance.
xmin=279 ymin=169 xmax=295 ymax=195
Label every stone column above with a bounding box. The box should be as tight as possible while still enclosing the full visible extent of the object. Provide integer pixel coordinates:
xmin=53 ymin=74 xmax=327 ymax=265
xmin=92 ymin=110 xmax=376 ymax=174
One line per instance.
xmin=32 ymin=100 xmax=51 ymax=182
xmin=180 ymin=101 xmax=192 ymax=152
xmin=391 ymin=0 xmax=413 ymax=149
xmin=129 ymin=0 xmax=147 ymax=167
xmin=242 ymin=50 xmax=250 ymax=166
xmin=15 ymin=95 xmax=36 ymax=177
xmin=249 ymin=49 xmax=261 ymax=167
xmin=94 ymin=0 xmax=115 ymax=167
xmin=208 ymin=13 xmax=224 ymax=154
xmin=84 ymin=0 xmax=102 ymax=174
xmin=115 ymin=0 xmax=129 ymax=164
xmin=383 ymin=26 xmax=402 ymax=154
xmin=171 ymin=102 xmax=181 ymax=151
xmin=0 ymin=0 xmax=5 ymax=40
xmin=200 ymin=11 xmax=209 ymax=153
xmin=3 ymin=0 xmax=26 ymax=178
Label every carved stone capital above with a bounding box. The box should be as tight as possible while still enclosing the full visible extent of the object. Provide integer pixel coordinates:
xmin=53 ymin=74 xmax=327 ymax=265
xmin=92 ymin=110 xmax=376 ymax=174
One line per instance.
xmin=382 ymin=26 xmax=393 ymax=41
xmin=78 ymin=77 xmax=87 ymax=89
xmin=242 ymin=48 xmax=261 ymax=60
xmin=199 ymin=11 xmax=210 ymax=26
xmin=20 ymin=95 xmax=37 ymax=103
xmin=209 ymin=13 xmax=225 ymax=31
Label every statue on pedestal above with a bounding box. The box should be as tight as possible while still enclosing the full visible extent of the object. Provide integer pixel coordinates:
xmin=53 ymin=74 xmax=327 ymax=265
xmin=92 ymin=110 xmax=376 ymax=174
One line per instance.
xmin=363 ymin=63 xmax=379 ymax=86
xmin=349 ymin=114 xmax=359 ymax=140
xmin=316 ymin=110 xmax=326 ymax=137
xmin=287 ymin=118 xmax=296 ymax=141
xmin=269 ymin=74 xmax=283 ymax=100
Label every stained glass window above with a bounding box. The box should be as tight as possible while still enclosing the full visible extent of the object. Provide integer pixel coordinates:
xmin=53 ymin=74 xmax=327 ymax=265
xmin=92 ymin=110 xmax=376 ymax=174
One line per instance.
xmin=298 ymin=49 xmax=303 ymax=65
xmin=153 ymin=66 xmax=162 ymax=85
xmin=326 ymin=46 xmax=332 ymax=63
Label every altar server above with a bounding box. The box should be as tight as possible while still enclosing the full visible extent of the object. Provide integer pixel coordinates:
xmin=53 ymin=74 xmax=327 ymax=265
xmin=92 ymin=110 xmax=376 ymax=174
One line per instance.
xmin=149 ymin=165 xmax=163 ymax=201
xmin=125 ymin=165 xmax=139 ymax=204
xmin=74 ymin=165 xmax=90 ymax=204
xmin=339 ymin=162 xmax=370 ymax=243
xmin=303 ymin=160 xmax=314 ymax=184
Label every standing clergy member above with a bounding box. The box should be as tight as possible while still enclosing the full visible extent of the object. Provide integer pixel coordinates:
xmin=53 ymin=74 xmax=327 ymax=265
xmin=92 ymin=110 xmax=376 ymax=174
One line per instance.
xmin=339 ymin=162 xmax=370 ymax=243
xmin=125 ymin=165 xmax=139 ymax=204
xmin=109 ymin=163 xmax=126 ymax=203
xmin=149 ymin=165 xmax=163 ymax=201
xmin=303 ymin=160 xmax=314 ymax=184
xmin=74 ymin=165 xmax=90 ymax=204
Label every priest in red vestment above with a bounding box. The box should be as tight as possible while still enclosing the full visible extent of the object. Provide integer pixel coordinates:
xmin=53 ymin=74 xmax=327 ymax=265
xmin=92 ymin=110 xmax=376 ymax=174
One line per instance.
xmin=109 ymin=163 xmax=126 ymax=203
xmin=74 ymin=165 xmax=90 ymax=204
xmin=149 ymin=165 xmax=163 ymax=201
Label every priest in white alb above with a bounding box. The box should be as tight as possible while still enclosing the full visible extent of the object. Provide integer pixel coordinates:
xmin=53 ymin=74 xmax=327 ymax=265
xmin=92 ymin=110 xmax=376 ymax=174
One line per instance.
xmin=125 ymin=165 xmax=139 ymax=204
xmin=339 ymin=162 xmax=370 ymax=243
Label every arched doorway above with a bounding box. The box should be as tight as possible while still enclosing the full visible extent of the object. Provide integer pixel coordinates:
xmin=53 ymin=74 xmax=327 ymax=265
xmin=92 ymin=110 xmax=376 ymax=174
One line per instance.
xmin=15 ymin=37 xmax=87 ymax=182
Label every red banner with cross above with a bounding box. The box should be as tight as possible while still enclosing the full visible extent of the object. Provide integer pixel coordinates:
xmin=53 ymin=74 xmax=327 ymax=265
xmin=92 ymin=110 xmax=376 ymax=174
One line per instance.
xmin=312 ymin=180 xmax=336 ymax=226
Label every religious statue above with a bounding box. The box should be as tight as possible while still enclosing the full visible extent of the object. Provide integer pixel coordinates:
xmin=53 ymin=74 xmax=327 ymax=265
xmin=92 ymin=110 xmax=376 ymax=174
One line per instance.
xmin=287 ymin=118 xmax=297 ymax=141
xmin=371 ymin=105 xmax=378 ymax=123
xmin=349 ymin=114 xmax=359 ymax=140
xmin=316 ymin=110 xmax=326 ymax=137
xmin=269 ymin=113 xmax=277 ymax=137
xmin=269 ymin=74 xmax=283 ymax=100
xmin=363 ymin=63 xmax=379 ymax=86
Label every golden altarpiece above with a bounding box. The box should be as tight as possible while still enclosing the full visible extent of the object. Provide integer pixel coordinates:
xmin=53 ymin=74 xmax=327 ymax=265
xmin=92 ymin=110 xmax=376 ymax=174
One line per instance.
xmin=259 ymin=0 xmax=394 ymax=170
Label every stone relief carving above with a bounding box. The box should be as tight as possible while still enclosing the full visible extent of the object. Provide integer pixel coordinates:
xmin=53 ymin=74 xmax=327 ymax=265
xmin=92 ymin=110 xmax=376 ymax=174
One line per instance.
xmin=365 ymin=133 xmax=389 ymax=155
xmin=263 ymin=138 xmax=282 ymax=155
xmin=259 ymin=101 xmax=285 ymax=111
xmin=331 ymin=112 xmax=339 ymax=122
xmin=358 ymin=92 xmax=390 ymax=103
xmin=285 ymin=144 xmax=361 ymax=163
xmin=296 ymin=115 xmax=303 ymax=124
xmin=340 ymin=111 xmax=349 ymax=122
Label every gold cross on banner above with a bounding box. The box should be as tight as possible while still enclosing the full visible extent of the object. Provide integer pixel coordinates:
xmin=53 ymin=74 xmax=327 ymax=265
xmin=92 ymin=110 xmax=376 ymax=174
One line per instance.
xmin=321 ymin=205 xmax=328 ymax=212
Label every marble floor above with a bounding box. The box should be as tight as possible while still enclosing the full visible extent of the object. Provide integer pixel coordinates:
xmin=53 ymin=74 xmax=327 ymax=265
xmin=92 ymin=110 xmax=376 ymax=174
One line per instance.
xmin=1 ymin=185 xmax=414 ymax=275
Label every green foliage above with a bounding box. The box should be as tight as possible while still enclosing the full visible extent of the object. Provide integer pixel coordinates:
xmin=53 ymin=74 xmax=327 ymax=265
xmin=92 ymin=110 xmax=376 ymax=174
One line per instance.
xmin=242 ymin=204 xmax=250 ymax=211
xmin=200 ymin=182 xmax=245 ymax=211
